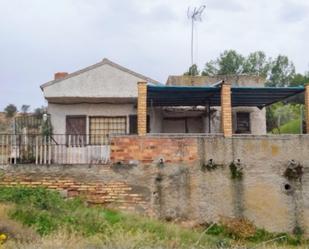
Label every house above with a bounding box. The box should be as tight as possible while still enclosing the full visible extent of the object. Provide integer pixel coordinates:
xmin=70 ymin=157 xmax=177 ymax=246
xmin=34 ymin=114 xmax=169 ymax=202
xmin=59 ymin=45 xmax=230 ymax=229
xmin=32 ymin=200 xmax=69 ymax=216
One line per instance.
xmin=41 ymin=58 xmax=160 ymax=141
xmin=41 ymin=58 xmax=266 ymax=139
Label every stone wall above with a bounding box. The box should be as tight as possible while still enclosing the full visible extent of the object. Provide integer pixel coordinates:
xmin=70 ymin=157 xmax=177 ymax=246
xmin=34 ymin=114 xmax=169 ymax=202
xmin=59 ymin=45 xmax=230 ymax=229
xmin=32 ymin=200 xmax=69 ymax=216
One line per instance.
xmin=2 ymin=135 xmax=309 ymax=234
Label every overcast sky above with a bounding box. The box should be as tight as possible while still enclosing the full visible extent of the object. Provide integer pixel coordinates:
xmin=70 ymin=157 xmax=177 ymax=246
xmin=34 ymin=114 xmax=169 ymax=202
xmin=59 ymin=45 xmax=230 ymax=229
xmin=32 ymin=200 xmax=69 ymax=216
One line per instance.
xmin=0 ymin=0 xmax=309 ymax=110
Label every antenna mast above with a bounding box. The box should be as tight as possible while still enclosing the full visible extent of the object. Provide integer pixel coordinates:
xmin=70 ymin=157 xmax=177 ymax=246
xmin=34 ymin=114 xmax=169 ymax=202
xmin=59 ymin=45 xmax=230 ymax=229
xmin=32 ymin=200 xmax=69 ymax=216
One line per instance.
xmin=187 ymin=4 xmax=206 ymax=66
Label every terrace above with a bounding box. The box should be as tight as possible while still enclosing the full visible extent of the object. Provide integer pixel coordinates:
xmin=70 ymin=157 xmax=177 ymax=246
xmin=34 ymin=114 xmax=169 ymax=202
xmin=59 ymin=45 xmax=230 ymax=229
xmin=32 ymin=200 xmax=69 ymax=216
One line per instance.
xmin=0 ymin=81 xmax=307 ymax=165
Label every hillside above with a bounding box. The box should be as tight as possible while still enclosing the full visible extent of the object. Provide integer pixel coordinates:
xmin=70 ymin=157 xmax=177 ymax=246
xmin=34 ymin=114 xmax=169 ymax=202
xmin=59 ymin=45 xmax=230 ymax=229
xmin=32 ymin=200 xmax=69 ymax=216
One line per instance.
xmin=0 ymin=187 xmax=307 ymax=249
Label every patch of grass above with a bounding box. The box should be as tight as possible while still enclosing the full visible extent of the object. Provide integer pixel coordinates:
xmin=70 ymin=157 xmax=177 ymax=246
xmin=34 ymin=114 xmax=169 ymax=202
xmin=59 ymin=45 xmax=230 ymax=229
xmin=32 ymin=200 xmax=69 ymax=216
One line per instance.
xmin=0 ymin=204 xmax=38 ymax=243
xmin=204 ymin=219 xmax=308 ymax=247
xmin=0 ymin=186 xmax=308 ymax=249
xmin=272 ymin=119 xmax=302 ymax=134
xmin=0 ymin=186 xmax=215 ymax=248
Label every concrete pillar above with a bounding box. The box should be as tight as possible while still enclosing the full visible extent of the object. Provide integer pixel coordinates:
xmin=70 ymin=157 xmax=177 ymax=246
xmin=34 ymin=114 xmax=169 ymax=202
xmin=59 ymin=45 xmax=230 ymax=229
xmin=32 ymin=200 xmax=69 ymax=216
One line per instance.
xmin=221 ymin=83 xmax=233 ymax=137
xmin=305 ymin=84 xmax=309 ymax=133
xmin=137 ymin=81 xmax=147 ymax=136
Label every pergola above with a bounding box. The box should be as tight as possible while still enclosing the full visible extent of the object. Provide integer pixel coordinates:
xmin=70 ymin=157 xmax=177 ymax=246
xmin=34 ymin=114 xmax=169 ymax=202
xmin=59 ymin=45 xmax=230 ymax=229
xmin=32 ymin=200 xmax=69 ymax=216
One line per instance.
xmin=136 ymin=81 xmax=308 ymax=137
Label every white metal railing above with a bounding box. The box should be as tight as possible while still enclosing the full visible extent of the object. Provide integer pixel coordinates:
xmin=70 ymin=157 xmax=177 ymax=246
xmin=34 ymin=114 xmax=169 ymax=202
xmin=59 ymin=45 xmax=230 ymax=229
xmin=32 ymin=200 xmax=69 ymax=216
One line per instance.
xmin=0 ymin=134 xmax=110 ymax=165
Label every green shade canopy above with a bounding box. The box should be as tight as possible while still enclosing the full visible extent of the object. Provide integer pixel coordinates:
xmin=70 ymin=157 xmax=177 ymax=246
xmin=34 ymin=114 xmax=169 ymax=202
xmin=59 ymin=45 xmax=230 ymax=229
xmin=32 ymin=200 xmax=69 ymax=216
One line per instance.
xmin=147 ymin=84 xmax=305 ymax=108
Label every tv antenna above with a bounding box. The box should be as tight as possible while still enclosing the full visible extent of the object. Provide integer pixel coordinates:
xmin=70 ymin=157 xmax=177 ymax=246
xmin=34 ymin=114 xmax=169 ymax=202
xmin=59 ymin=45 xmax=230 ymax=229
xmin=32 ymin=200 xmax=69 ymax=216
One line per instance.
xmin=187 ymin=4 xmax=206 ymax=66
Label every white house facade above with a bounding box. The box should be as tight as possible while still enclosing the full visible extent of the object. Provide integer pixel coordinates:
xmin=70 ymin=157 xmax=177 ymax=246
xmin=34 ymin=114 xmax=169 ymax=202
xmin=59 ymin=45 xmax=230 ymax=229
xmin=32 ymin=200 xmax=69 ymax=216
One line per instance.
xmin=41 ymin=58 xmax=266 ymax=140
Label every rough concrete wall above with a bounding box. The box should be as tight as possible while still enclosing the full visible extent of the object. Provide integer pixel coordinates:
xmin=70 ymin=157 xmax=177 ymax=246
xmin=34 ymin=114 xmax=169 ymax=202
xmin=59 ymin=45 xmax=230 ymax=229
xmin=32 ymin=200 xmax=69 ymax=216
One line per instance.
xmin=2 ymin=135 xmax=309 ymax=234
xmin=166 ymin=75 xmax=266 ymax=87
xmin=44 ymin=64 xmax=145 ymax=99
xmin=200 ymin=135 xmax=309 ymax=233
xmin=110 ymin=135 xmax=309 ymax=233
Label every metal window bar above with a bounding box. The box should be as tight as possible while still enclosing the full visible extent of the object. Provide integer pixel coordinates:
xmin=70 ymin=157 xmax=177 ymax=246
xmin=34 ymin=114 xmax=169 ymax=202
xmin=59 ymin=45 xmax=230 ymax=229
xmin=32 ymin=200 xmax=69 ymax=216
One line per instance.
xmin=89 ymin=117 xmax=127 ymax=145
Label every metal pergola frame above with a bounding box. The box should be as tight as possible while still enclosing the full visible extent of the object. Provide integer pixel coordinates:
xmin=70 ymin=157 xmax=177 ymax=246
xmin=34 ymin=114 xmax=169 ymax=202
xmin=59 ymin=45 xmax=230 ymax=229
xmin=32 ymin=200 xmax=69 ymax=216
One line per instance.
xmin=147 ymin=84 xmax=305 ymax=108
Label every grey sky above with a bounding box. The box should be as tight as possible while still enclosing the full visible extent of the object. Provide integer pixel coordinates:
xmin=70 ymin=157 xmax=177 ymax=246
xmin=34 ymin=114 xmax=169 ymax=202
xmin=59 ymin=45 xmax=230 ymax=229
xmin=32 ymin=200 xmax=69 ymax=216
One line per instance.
xmin=0 ymin=0 xmax=309 ymax=110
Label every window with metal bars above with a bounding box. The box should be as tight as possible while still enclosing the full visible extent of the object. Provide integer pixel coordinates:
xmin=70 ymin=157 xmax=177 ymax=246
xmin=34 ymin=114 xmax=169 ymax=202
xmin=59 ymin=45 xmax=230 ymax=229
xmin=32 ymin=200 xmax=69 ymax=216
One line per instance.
xmin=236 ymin=112 xmax=251 ymax=134
xmin=89 ymin=116 xmax=127 ymax=145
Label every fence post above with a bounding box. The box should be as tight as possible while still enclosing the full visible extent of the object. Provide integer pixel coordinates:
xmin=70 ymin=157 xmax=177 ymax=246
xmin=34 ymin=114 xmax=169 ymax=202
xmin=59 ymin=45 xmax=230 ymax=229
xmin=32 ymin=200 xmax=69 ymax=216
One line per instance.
xmin=39 ymin=136 xmax=43 ymax=164
xmin=68 ymin=135 xmax=71 ymax=164
xmin=14 ymin=135 xmax=18 ymax=164
xmin=35 ymin=136 xmax=38 ymax=165
xmin=85 ymin=135 xmax=88 ymax=164
xmin=77 ymin=135 xmax=80 ymax=164
xmin=81 ymin=135 xmax=84 ymax=164
xmin=7 ymin=135 xmax=11 ymax=165
xmin=43 ymin=136 xmax=47 ymax=164
xmin=48 ymin=136 xmax=51 ymax=164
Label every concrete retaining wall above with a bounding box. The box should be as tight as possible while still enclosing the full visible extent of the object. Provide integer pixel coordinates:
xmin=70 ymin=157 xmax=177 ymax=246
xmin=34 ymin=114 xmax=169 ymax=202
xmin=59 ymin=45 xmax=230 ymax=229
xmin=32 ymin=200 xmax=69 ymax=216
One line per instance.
xmin=1 ymin=135 xmax=309 ymax=234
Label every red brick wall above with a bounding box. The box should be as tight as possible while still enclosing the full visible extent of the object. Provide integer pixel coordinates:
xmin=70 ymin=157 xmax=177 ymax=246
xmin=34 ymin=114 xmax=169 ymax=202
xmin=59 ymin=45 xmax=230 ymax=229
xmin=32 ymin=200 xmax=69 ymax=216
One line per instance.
xmin=110 ymin=136 xmax=199 ymax=164
xmin=0 ymin=173 xmax=150 ymax=213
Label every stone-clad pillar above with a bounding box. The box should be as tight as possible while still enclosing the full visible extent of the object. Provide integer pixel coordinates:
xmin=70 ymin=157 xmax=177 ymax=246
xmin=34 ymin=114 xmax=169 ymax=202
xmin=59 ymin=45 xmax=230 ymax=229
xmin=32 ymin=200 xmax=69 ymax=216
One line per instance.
xmin=221 ymin=82 xmax=233 ymax=137
xmin=305 ymin=84 xmax=309 ymax=133
xmin=137 ymin=81 xmax=147 ymax=136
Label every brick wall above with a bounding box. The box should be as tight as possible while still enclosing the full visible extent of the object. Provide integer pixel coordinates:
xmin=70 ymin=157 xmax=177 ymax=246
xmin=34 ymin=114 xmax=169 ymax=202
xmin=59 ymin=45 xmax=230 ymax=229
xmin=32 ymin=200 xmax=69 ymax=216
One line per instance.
xmin=0 ymin=167 xmax=151 ymax=214
xmin=110 ymin=136 xmax=199 ymax=164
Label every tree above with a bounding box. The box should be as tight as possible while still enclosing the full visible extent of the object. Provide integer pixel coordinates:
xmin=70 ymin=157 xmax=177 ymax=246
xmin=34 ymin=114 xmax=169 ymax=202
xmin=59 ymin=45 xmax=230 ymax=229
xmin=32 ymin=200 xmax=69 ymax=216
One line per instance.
xmin=217 ymin=50 xmax=245 ymax=75
xmin=34 ymin=107 xmax=45 ymax=119
xmin=267 ymin=55 xmax=295 ymax=87
xmin=4 ymin=104 xmax=17 ymax=118
xmin=290 ymin=73 xmax=309 ymax=87
xmin=194 ymin=50 xmax=301 ymax=87
xmin=201 ymin=60 xmax=218 ymax=76
xmin=266 ymin=104 xmax=280 ymax=133
xmin=243 ymin=51 xmax=270 ymax=78
xmin=21 ymin=104 xmax=30 ymax=114
xmin=184 ymin=64 xmax=200 ymax=76
xmin=201 ymin=50 xmax=245 ymax=76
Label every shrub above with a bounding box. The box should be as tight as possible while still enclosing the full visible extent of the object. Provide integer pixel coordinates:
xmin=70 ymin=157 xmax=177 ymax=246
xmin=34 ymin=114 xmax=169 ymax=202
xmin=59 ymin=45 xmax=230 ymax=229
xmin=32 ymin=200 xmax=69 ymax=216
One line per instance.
xmin=220 ymin=217 xmax=256 ymax=239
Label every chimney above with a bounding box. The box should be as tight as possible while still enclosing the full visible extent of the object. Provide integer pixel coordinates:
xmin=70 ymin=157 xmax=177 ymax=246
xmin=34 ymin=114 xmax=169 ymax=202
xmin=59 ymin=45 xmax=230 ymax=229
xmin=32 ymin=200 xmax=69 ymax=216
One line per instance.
xmin=54 ymin=72 xmax=68 ymax=80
